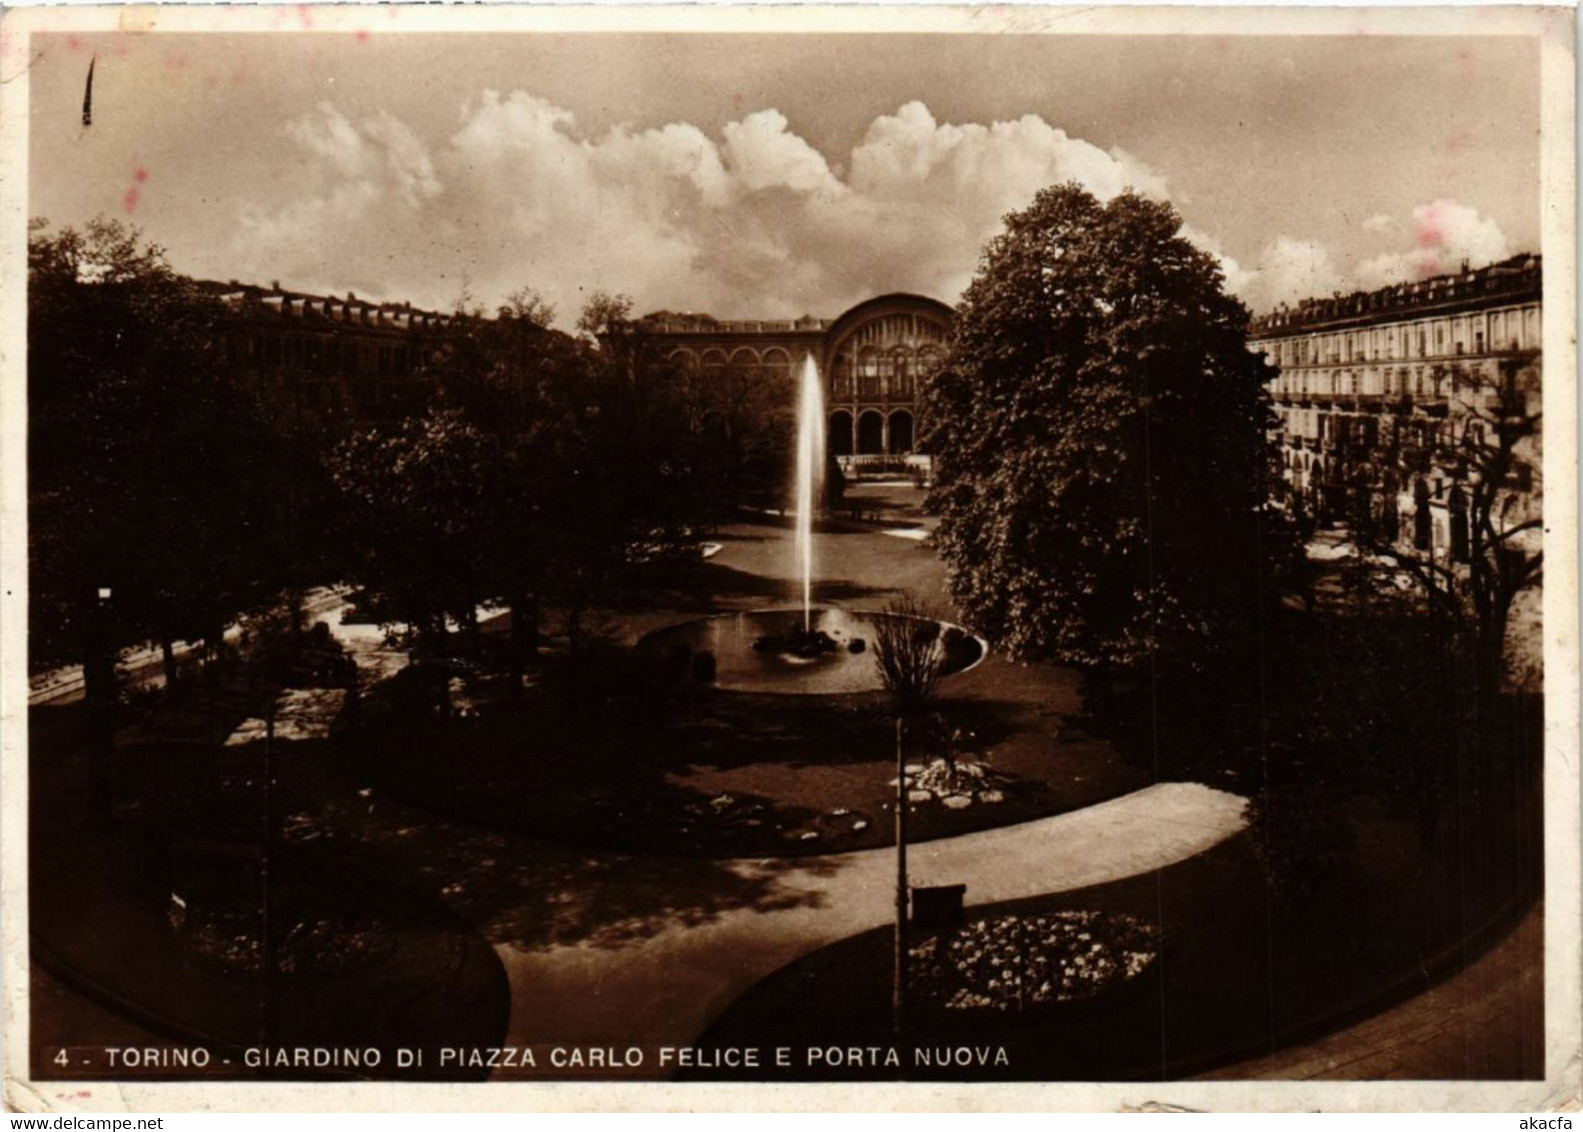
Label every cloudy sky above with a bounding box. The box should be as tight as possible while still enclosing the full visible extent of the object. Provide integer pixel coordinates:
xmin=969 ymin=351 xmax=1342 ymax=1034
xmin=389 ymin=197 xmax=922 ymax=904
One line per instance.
xmin=25 ymin=26 xmax=1541 ymax=324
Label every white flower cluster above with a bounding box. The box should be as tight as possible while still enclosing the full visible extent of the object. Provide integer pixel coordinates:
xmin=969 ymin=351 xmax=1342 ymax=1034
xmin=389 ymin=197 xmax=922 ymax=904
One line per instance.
xmin=908 ymin=909 xmax=1158 ymax=1013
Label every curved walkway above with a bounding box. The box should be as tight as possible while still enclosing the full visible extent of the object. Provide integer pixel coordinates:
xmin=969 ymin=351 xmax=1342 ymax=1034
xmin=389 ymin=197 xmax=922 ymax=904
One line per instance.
xmin=490 ymin=781 xmax=1247 ymax=1077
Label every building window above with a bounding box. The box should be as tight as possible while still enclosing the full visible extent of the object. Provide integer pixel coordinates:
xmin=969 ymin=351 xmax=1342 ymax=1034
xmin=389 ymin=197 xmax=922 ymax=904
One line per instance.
xmin=857 ymin=345 xmax=883 ymax=398
xmin=889 ymin=346 xmax=914 ymax=397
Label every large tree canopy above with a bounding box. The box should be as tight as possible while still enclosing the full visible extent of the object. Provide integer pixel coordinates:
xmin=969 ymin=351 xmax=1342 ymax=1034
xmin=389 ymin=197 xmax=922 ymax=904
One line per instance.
xmin=29 ymin=218 xmax=302 ymax=673
xmin=923 ymin=184 xmax=1291 ymax=670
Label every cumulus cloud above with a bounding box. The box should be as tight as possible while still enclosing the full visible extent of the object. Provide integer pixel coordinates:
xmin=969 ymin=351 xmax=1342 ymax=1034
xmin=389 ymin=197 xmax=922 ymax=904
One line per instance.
xmin=1354 ymin=198 xmax=1511 ymax=289
xmin=1180 ymin=223 xmax=1256 ymax=300
xmin=283 ymin=103 xmax=441 ymax=208
xmin=229 ymin=94 xmax=1171 ymax=322
xmin=1231 ymin=199 xmax=1515 ymax=312
xmin=1236 ymin=236 xmax=1344 ymax=311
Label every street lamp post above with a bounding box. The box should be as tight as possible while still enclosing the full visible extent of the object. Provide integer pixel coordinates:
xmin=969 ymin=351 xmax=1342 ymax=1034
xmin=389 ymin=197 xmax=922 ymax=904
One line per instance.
xmin=893 ymin=716 xmax=908 ymax=1046
xmin=260 ymin=694 xmax=280 ymax=1048
xmin=88 ymin=585 xmax=115 ymax=819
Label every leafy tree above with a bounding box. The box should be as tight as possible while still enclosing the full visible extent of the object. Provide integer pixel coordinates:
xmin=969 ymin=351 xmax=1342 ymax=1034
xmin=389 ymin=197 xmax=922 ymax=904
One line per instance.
xmin=330 ymin=406 xmax=505 ymax=653
xmin=922 ymin=184 xmax=1295 ymax=689
xmin=678 ymin=356 xmax=797 ymax=520
xmin=417 ymin=286 xmax=595 ymax=683
xmin=571 ymin=292 xmax=713 ymax=564
xmin=1343 ymin=349 xmax=1543 ymax=706
xmin=29 ymin=218 xmax=299 ymax=690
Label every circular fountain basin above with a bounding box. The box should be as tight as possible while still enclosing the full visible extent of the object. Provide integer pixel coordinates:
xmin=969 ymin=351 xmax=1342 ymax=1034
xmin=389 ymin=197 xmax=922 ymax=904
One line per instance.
xmin=638 ymin=608 xmax=986 ymax=696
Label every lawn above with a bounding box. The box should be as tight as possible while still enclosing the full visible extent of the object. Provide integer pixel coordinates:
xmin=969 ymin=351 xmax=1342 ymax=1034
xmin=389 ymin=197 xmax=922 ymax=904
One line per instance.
xmin=339 ymin=483 xmax=1152 ymax=857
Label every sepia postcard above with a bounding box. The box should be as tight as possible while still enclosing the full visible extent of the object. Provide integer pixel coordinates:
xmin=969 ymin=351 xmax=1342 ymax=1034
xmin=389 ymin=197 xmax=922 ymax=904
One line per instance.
xmin=0 ymin=3 xmax=1576 ymax=1113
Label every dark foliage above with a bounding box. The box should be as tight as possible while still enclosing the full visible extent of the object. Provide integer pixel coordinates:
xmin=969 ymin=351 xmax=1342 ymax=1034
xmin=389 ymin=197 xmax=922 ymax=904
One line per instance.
xmin=29 ymin=218 xmax=309 ymax=672
xmin=923 ymin=184 xmax=1300 ymax=672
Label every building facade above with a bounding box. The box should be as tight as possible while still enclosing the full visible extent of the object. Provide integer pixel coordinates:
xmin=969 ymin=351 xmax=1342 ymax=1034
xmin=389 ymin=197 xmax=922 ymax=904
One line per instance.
xmin=643 ymin=292 xmax=954 ymax=461
xmin=207 ymin=281 xmax=461 ymax=430
xmin=1249 ymin=254 xmax=1542 ymax=559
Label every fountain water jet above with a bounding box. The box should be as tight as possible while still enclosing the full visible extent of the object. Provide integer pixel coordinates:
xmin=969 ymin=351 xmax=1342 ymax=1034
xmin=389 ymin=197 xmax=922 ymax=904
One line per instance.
xmin=793 ymin=354 xmax=825 ymax=632
xmin=636 ymin=353 xmax=987 ymax=694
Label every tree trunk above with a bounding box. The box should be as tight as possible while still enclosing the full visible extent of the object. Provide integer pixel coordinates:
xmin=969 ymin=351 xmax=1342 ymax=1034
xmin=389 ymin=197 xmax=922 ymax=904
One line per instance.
xmin=161 ymin=637 xmax=178 ymax=688
xmin=464 ymin=602 xmax=481 ymax=658
xmin=508 ymin=594 xmax=538 ymax=699
xmin=205 ymin=620 xmax=226 ymax=681
xmin=1087 ymin=662 xmax=1116 ymax=731
xmin=1476 ymin=606 xmax=1510 ymax=724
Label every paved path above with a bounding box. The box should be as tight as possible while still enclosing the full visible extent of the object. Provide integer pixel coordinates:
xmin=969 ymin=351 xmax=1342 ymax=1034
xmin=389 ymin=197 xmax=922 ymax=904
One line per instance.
xmin=491 ymin=781 xmax=1247 ymax=1076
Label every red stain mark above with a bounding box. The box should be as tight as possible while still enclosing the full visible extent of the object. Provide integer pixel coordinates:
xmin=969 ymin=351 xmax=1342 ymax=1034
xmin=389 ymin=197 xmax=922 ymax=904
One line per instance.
xmin=163 ymin=50 xmax=188 ymax=70
xmin=354 ymin=29 xmax=370 ymax=43
xmin=66 ymin=33 xmax=84 ymax=51
xmin=1445 ymin=129 xmax=1472 ymax=156
xmin=732 ymin=92 xmax=742 ymax=106
xmin=296 ymin=5 xmax=314 ymax=29
xmin=123 ymin=168 xmax=147 ymax=215
xmin=1416 ymin=218 xmax=1443 ymax=249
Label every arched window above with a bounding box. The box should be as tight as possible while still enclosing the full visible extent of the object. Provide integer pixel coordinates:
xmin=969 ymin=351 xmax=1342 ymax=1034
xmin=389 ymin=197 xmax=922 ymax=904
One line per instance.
xmin=888 ymin=409 xmax=915 ymax=454
xmin=829 ymin=304 xmax=950 ymax=406
xmin=700 ymin=348 xmax=728 ymax=374
xmin=888 ymin=346 xmax=914 ymax=397
xmin=828 ymin=410 xmax=854 ymax=457
xmin=831 ymin=354 xmax=855 ymax=399
xmin=761 ymin=348 xmax=793 ymax=381
xmin=857 ymin=346 xmax=883 ymax=399
xmin=857 ymin=410 xmax=885 ymax=455
xmin=728 ymin=347 xmax=760 ymax=373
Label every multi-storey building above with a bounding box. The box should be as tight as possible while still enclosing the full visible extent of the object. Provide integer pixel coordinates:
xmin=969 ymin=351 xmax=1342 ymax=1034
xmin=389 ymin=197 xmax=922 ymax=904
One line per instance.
xmin=1249 ymin=254 xmax=1542 ymax=559
xmin=196 ymin=281 xmax=956 ymax=459
xmin=203 ymin=281 xmax=461 ymax=429
xmin=644 ymin=292 xmax=954 ymax=461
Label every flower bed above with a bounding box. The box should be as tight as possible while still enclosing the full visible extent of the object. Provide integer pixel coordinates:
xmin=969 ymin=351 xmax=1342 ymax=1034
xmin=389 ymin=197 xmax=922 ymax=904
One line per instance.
xmin=909 ymin=910 xmax=1159 ymax=1013
xmin=168 ymin=903 xmax=395 ymax=978
xmin=891 ymin=758 xmax=1009 ymax=810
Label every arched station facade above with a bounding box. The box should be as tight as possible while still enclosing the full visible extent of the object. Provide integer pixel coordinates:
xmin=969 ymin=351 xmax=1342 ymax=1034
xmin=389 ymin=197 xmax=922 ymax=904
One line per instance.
xmin=643 ymin=292 xmax=954 ymax=460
